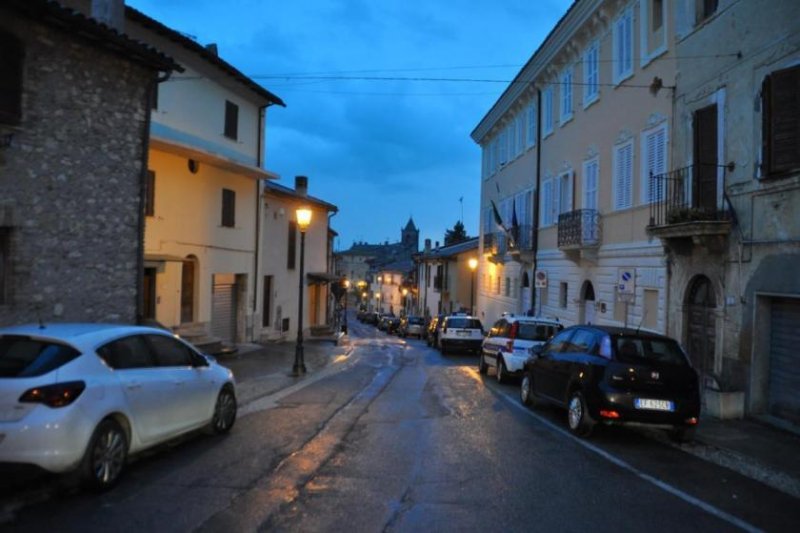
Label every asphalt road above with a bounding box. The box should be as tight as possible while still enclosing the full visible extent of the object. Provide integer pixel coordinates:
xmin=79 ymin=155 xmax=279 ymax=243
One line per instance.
xmin=2 ymin=319 xmax=799 ymax=532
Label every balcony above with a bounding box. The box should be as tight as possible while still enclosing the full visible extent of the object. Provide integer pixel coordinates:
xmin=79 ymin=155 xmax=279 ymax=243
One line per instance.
xmin=483 ymin=231 xmax=508 ymax=263
xmin=508 ymin=224 xmax=535 ymax=262
xmin=647 ymin=166 xmax=732 ymax=255
xmin=557 ymin=209 xmax=601 ymax=255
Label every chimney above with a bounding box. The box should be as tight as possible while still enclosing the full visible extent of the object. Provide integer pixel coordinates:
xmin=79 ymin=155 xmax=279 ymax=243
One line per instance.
xmin=295 ymin=176 xmax=308 ymax=197
xmin=435 ymin=241 xmax=440 ymax=248
xmin=205 ymin=43 xmax=218 ymax=56
xmin=60 ymin=0 xmax=124 ymax=30
xmin=424 ymin=239 xmax=431 ymax=252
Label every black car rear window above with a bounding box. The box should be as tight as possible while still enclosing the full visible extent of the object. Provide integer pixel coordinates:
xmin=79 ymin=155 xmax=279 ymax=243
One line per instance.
xmin=613 ymin=336 xmax=688 ymax=366
xmin=408 ymin=317 xmax=424 ymax=325
xmin=447 ymin=318 xmax=482 ymax=329
xmin=0 ymin=336 xmax=81 ymax=377
xmin=517 ymin=323 xmax=560 ymax=341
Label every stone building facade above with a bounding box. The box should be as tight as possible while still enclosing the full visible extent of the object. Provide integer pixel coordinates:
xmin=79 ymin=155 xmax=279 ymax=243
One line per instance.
xmin=0 ymin=1 xmax=177 ymax=326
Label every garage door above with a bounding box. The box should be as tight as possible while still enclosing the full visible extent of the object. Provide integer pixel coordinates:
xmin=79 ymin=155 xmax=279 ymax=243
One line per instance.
xmin=769 ymin=297 xmax=800 ymax=424
xmin=211 ymin=281 xmax=237 ymax=344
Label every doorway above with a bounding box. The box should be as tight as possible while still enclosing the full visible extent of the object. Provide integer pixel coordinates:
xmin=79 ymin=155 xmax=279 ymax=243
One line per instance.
xmin=687 ymin=275 xmax=716 ymax=377
xmin=580 ymin=281 xmax=596 ymax=325
xmin=693 ymin=104 xmax=718 ymax=213
xmin=143 ymin=267 xmax=156 ymax=320
xmin=180 ymin=258 xmax=196 ymax=324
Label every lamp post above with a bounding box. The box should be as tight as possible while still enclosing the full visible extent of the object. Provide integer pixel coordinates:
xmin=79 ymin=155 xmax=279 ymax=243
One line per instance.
xmin=377 ymin=275 xmax=383 ymax=312
xmin=375 ymin=291 xmax=381 ymax=313
xmin=342 ymin=279 xmax=350 ymax=334
xmin=293 ymin=206 xmax=312 ymax=376
xmin=402 ymin=287 xmax=409 ymax=316
xmin=468 ymin=257 xmax=478 ymax=316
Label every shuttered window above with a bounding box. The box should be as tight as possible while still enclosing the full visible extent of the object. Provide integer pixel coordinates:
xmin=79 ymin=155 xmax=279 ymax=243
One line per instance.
xmin=0 ymin=31 xmax=24 ymax=125
xmin=224 ymin=100 xmax=239 ymax=140
xmin=526 ymin=103 xmax=537 ymax=147
xmin=542 ymin=87 xmax=554 ymax=135
xmin=287 ymin=220 xmax=297 ymax=270
xmin=560 ymin=67 xmax=573 ymax=122
xmin=583 ymin=158 xmax=599 ymax=210
xmin=221 ymin=188 xmax=235 ymax=227
xmin=762 ymin=65 xmax=800 ymax=177
xmin=583 ymin=41 xmax=599 ymax=106
xmin=643 ymin=125 xmax=667 ymax=202
xmin=541 ymin=179 xmax=554 ymax=226
xmin=613 ymin=7 xmax=634 ymax=84
xmin=556 ymin=171 xmax=574 ymax=216
xmin=614 ymin=141 xmax=634 ymax=210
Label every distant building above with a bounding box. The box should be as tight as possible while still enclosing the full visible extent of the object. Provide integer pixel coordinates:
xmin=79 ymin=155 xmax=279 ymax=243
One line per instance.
xmin=415 ymin=238 xmax=479 ymax=318
xmin=335 ymin=218 xmax=419 ymax=287
xmin=0 ymin=0 xmax=178 ymax=326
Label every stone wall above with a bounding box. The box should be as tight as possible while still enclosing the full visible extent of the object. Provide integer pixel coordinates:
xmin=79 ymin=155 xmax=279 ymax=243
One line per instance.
xmin=0 ymin=13 xmax=155 ymax=326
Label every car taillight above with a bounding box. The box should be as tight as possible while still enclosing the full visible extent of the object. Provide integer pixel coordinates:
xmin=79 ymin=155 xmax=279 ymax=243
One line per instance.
xmin=19 ymin=381 xmax=86 ymax=408
xmin=506 ymin=322 xmax=519 ymax=351
xmin=599 ymin=410 xmax=620 ymax=419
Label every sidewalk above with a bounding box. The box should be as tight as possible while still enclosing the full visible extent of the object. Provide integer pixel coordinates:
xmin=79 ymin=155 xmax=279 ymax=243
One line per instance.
xmin=218 ymin=334 xmax=352 ymax=406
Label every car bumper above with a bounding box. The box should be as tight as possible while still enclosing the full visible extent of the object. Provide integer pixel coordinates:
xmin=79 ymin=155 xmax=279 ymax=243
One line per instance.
xmin=503 ymin=352 xmax=528 ymax=374
xmin=591 ymin=387 xmax=701 ymax=427
xmin=0 ymin=404 xmax=96 ymax=473
xmin=442 ymin=339 xmax=482 ymax=351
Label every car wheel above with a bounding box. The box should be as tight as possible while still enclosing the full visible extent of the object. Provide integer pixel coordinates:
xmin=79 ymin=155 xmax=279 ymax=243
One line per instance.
xmin=567 ymin=391 xmax=595 ymax=437
xmin=520 ymin=372 xmax=538 ymax=407
xmin=669 ymin=426 xmax=696 ymax=443
xmin=210 ymin=386 xmax=237 ymax=434
xmin=496 ymin=357 xmax=508 ymax=384
xmin=81 ymin=418 xmax=128 ymax=491
xmin=478 ymin=354 xmax=488 ymax=375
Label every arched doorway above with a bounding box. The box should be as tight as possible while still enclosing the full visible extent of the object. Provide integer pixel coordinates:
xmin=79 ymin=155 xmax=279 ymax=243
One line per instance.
xmin=580 ymin=281 xmax=596 ymax=325
xmin=180 ymin=256 xmax=197 ymax=324
xmin=687 ymin=275 xmax=716 ymax=377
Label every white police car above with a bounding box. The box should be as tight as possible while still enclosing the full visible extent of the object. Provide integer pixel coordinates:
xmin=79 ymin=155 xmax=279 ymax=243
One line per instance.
xmin=479 ymin=315 xmax=563 ymax=383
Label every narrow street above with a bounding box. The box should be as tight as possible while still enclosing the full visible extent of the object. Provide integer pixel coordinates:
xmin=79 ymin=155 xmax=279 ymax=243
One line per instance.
xmin=3 ymin=317 xmax=799 ymax=532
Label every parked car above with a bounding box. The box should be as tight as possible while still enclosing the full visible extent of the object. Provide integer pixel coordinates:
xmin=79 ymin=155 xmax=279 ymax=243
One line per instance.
xmin=438 ymin=315 xmax=484 ymax=355
xmin=0 ymin=323 xmax=237 ymax=490
xmin=398 ymin=316 xmax=425 ymax=338
xmin=363 ymin=311 xmax=380 ymax=325
xmin=425 ymin=315 xmax=444 ymax=347
xmin=479 ymin=315 xmax=563 ymax=383
xmin=386 ymin=316 xmax=401 ymax=335
xmin=377 ymin=313 xmax=396 ymax=331
xmin=519 ymin=325 xmax=700 ymax=442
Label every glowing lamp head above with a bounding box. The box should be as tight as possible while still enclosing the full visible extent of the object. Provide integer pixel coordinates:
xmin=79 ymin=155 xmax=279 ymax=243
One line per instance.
xmin=468 ymin=258 xmax=479 ymax=271
xmin=295 ymin=207 xmax=312 ymax=232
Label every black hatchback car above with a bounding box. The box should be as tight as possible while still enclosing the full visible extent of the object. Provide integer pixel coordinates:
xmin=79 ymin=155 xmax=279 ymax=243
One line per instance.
xmin=520 ymin=325 xmax=700 ymax=442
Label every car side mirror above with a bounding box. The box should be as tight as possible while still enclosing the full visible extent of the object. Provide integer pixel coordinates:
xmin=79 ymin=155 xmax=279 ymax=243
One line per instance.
xmin=529 ymin=344 xmax=544 ymax=357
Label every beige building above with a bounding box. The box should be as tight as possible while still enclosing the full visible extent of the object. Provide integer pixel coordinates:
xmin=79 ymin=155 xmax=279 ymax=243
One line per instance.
xmin=415 ymin=238 xmax=480 ymax=318
xmin=473 ymin=0 xmax=675 ymax=332
xmin=126 ymin=9 xmax=284 ymax=348
xmin=258 ymin=177 xmax=338 ymax=342
xmin=647 ymin=0 xmax=800 ymax=423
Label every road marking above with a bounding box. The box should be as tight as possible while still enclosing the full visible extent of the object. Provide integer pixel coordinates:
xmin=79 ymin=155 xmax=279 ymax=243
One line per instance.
xmin=488 ymin=377 xmax=763 ymax=533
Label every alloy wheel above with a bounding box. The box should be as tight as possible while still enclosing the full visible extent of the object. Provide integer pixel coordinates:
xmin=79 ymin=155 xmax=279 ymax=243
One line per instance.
xmin=212 ymin=388 xmax=237 ymax=434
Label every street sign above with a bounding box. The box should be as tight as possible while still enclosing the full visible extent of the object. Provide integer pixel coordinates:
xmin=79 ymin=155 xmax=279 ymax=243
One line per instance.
xmin=617 ymin=268 xmax=635 ymax=303
xmin=535 ymin=270 xmax=548 ymax=288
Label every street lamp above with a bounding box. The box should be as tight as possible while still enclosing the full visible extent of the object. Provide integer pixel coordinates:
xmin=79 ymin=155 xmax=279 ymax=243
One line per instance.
xmin=293 ymin=206 xmax=312 ymax=376
xmin=375 ymin=291 xmax=381 ymax=313
xmin=402 ymin=287 xmax=409 ymax=315
xmin=342 ymin=279 xmax=350 ymax=334
xmin=468 ymin=257 xmax=478 ymax=316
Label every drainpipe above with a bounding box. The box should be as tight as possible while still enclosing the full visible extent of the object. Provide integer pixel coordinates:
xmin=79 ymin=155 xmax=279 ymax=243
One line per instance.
xmin=531 ymin=87 xmax=542 ymax=316
xmin=135 ymin=71 xmax=170 ymax=325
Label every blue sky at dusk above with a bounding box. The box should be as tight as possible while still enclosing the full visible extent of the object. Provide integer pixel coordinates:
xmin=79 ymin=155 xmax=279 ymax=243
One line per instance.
xmin=128 ymin=0 xmax=573 ymax=249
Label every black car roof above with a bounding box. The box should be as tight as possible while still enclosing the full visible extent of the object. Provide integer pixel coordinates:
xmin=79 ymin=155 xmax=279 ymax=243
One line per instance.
xmin=565 ymin=324 xmax=674 ymax=340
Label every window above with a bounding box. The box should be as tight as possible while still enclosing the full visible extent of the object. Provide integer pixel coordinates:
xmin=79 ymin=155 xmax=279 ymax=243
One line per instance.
xmin=262 ymin=275 xmax=273 ymax=327
xmin=545 ymin=329 xmax=574 ymax=354
xmin=583 ymin=158 xmax=599 ymax=210
xmin=568 ymin=328 xmax=597 ymax=353
xmin=613 ymin=7 xmax=634 ymax=84
xmin=146 ymin=335 xmax=193 ymax=367
xmin=97 ymin=335 xmax=155 ymax=370
xmin=696 ymin=0 xmax=719 ymax=23
xmin=557 ymin=171 xmax=574 ymax=216
xmin=542 ymin=86 xmax=554 ymax=136
xmin=224 ymin=100 xmax=239 ymax=140
xmin=642 ymin=0 xmax=667 ymax=63
xmin=0 ymin=337 xmax=80 ymax=377
xmin=504 ymin=277 xmax=511 ymax=297
xmin=614 ymin=140 xmax=634 ymax=209
xmin=516 ymin=114 xmax=525 ymax=157
xmin=762 ymin=65 xmax=800 ymax=177
xmin=559 ymin=282 xmax=568 ymax=309
xmin=287 ymin=220 xmax=297 ymax=269
xmin=0 ymin=31 xmax=24 ymax=125
xmin=644 ymin=288 xmax=658 ymax=330
xmin=145 ymin=170 xmax=155 ymax=217
xmin=526 ymin=103 xmax=537 ymax=147
xmin=560 ymin=67 xmax=573 ymax=123
xmin=642 ymin=124 xmax=667 ymax=202
xmin=541 ymin=179 xmax=555 ymax=226
xmin=499 ymin=128 xmax=508 ymax=166
xmin=652 ymin=0 xmax=664 ymax=32
xmin=0 ymin=228 xmax=9 ymax=305
xmin=221 ymin=188 xmax=235 ymax=227
xmin=583 ymin=41 xmax=599 ymax=107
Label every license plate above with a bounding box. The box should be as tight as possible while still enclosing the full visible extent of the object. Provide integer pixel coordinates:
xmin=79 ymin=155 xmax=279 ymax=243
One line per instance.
xmin=456 ymin=330 xmax=469 ymax=337
xmin=634 ymin=398 xmax=674 ymax=411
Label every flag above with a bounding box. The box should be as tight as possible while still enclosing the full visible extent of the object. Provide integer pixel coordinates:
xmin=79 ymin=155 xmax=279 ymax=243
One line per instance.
xmin=490 ymin=199 xmax=505 ymax=232
xmin=510 ymin=200 xmax=519 ymax=248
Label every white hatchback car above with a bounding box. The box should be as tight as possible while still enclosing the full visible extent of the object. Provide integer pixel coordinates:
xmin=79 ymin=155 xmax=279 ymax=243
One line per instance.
xmin=0 ymin=323 xmax=237 ymax=490
xmin=479 ymin=315 xmax=563 ymax=383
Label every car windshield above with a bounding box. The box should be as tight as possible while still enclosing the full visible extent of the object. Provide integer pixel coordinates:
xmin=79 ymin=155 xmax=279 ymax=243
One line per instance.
xmin=517 ymin=323 xmax=560 ymax=341
xmin=408 ymin=317 xmax=424 ymax=325
xmin=447 ymin=318 xmax=482 ymax=329
xmin=613 ymin=335 xmax=688 ymax=366
xmin=0 ymin=336 xmax=81 ymax=377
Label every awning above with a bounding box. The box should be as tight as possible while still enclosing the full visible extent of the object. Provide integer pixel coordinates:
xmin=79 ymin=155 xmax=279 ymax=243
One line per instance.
xmin=306 ymin=272 xmax=341 ymax=284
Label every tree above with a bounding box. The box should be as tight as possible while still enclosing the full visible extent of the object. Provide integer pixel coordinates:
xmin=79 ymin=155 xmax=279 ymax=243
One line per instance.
xmin=444 ymin=221 xmax=468 ymax=246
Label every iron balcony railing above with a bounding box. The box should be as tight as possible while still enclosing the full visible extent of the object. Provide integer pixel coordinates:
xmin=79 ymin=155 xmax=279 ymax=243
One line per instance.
xmin=484 ymin=231 xmax=507 ymax=256
xmin=508 ymin=224 xmax=534 ymax=252
xmin=648 ymin=165 xmax=730 ymax=227
xmin=557 ymin=209 xmax=601 ymax=249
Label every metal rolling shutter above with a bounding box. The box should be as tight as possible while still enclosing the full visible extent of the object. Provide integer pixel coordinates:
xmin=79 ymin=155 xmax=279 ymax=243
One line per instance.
xmin=769 ymin=298 xmax=800 ymax=424
xmin=211 ymin=282 xmax=237 ymax=344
